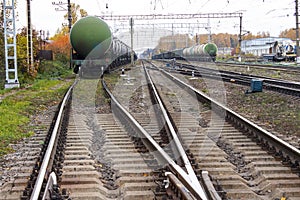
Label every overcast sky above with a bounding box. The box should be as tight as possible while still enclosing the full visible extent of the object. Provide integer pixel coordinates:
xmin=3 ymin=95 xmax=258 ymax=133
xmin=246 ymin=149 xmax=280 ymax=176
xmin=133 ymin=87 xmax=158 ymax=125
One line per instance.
xmin=15 ymin=0 xmax=295 ymax=37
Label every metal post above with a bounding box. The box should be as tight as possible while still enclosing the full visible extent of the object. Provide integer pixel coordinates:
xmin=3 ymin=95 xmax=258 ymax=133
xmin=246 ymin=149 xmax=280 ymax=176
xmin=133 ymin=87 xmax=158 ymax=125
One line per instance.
xmin=3 ymin=0 xmax=19 ymax=88
xmin=296 ymin=0 xmax=300 ymax=63
xmin=186 ymin=34 xmax=188 ymax=47
xmin=238 ymin=16 xmax=242 ymax=62
xmin=67 ymin=0 xmax=71 ymax=31
xmin=207 ymin=18 xmax=211 ymax=42
xmin=130 ymin=18 xmax=135 ymax=67
xmin=27 ymin=0 xmax=34 ymax=73
xmin=67 ymin=0 xmax=73 ymax=68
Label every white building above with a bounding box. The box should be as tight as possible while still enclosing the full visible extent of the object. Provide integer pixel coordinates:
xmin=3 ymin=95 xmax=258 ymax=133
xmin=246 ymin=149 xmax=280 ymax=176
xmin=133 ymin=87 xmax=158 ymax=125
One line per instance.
xmin=241 ymin=37 xmax=295 ymax=56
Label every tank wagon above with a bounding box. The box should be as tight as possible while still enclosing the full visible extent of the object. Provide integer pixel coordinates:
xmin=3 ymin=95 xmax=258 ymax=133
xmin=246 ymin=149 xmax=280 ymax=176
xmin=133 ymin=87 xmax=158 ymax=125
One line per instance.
xmin=152 ymin=43 xmax=218 ymax=62
xmin=70 ymin=16 xmax=136 ymax=76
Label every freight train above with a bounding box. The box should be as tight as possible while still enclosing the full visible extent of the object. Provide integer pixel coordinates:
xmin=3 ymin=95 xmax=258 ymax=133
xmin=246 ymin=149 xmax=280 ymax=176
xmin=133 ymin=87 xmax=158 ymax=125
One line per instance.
xmin=70 ymin=16 xmax=136 ymax=77
xmin=152 ymin=43 xmax=218 ymax=62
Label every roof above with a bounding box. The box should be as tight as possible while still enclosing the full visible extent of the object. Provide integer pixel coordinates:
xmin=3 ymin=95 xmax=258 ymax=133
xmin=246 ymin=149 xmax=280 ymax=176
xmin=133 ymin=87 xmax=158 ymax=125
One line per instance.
xmin=241 ymin=37 xmax=294 ymax=48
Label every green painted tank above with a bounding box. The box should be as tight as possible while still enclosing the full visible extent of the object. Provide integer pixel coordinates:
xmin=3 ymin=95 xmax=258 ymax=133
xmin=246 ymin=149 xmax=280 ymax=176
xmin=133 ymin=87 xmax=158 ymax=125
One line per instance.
xmin=204 ymin=43 xmax=218 ymax=56
xmin=183 ymin=43 xmax=218 ymax=57
xmin=70 ymin=16 xmax=112 ymax=59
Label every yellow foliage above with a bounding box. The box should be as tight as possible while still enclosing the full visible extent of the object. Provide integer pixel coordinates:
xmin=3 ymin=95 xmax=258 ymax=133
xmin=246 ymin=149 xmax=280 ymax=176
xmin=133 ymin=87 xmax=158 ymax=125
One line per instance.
xmin=47 ymin=34 xmax=71 ymax=58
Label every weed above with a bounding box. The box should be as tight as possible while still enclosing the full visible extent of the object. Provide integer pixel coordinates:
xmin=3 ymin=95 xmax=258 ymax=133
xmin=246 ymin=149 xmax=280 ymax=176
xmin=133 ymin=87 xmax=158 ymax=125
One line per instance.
xmin=0 ymin=79 xmax=72 ymax=156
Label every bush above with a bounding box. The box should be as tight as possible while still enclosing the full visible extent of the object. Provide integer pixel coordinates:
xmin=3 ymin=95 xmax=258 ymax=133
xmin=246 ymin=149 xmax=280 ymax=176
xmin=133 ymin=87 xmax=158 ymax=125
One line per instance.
xmin=37 ymin=60 xmax=73 ymax=79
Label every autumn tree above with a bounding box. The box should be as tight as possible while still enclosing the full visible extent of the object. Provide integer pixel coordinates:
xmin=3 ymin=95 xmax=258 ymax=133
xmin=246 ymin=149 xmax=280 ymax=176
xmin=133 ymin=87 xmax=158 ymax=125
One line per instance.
xmin=195 ymin=33 xmax=238 ymax=48
xmin=68 ymin=3 xmax=88 ymax=24
xmin=49 ymin=3 xmax=87 ymax=63
xmin=256 ymin=31 xmax=270 ymax=38
xmin=1 ymin=1 xmax=40 ymax=86
xmin=59 ymin=3 xmax=88 ymax=34
xmin=279 ymin=28 xmax=295 ymax=40
xmin=47 ymin=34 xmax=71 ymax=63
xmin=16 ymin=27 xmax=40 ymax=81
xmin=156 ymin=34 xmax=194 ymax=52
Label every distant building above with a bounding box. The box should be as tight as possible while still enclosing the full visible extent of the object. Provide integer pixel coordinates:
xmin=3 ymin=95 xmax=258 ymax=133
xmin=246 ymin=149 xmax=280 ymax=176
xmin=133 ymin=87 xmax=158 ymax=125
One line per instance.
xmin=217 ymin=47 xmax=232 ymax=56
xmin=241 ymin=37 xmax=295 ymax=56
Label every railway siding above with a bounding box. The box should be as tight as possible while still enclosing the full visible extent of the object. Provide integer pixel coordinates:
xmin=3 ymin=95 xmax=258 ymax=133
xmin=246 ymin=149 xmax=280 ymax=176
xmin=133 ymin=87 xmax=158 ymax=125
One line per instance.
xmin=147 ymin=64 xmax=300 ymax=200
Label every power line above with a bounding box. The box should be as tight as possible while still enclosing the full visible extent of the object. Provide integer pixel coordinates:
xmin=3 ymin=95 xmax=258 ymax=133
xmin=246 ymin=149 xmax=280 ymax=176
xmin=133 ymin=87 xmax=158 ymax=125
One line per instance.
xmin=99 ymin=13 xmax=243 ymax=21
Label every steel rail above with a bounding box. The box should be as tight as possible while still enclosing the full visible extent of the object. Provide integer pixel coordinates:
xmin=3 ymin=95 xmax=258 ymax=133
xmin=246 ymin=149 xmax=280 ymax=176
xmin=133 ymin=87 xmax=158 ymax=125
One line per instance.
xmin=180 ymin=62 xmax=300 ymax=89
xmin=165 ymin=172 xmax=195 ymax=200
xmin=30 ymin=82 xmax=76 ymax=200
xmin=42 ymin=172 xmax=58 ymax=200
xmin=167 ymin=62 xmax=300 ymax=96
xmin=101 ymin=78 xmax=210 ymax=200
xmin=216 ymin=61 xmax=300 ymax=72
xmin=179 ymin=68 xmax=300 ymax=96
xmin=154 ymin=65 xmax=300 ymax=167
xmin=143 ymin=65 xmax=208 ymax=197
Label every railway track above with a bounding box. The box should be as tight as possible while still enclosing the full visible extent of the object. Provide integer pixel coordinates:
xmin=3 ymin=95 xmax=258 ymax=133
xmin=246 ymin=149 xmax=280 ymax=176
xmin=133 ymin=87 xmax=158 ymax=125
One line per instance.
xmin=143 ymin=61 xmax=300 ymax=199
xmin=215 ymin=61 xmax=300 ymax=73
xmin=0 ymin=107 xmax=57 ymax=200
xmin=59 ymin=110 xmax=158 ymax=199
xmin=156 ymin=59 xmax=300 ymax=97
xmin=58 ymin=78 xmax=162 ymax=199
xmin=7 ymin=66 xmax=208 ymax=199
xmin=1 ymin=60 xmax=299 ymax=199
xmin=102 ymin=67 xmax=217 ymax=199
xmin=159 ymin=61 xmax=300 ymax=150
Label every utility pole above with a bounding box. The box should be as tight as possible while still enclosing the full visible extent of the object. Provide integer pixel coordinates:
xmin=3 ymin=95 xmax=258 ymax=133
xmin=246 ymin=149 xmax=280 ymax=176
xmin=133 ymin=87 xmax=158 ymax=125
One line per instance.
xmin=130 ymin=17 xmax=135 ymax=67
xmin=67 ymin=0 xmax=72 ymax=68
xmin=296 ymin=0 xmax=300 ymax=64
xmin=27 ymin=0 xmax=34 ymax=74
xmin=238 ymin=16 xmax=242 ymax=62
xmin=67 ymin=0 xmax=71 ymax=32
xmin=207 ymin=18 xmax=212 ymax=42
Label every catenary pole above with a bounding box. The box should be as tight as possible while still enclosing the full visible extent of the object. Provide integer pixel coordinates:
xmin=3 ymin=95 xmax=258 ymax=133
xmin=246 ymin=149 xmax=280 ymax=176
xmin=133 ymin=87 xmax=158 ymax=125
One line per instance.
xmin=27 ymin=0 xmax=34 ymax=73
xmin=296 ymin=0 xmax=300 ymax=63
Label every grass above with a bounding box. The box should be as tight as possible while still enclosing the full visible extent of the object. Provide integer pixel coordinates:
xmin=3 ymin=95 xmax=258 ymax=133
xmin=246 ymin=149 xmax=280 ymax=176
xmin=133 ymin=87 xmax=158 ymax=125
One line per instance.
xmin=104 ymin=70 xmax=123 ymax=90
xmin=187 ymin=76 xmax=300 ymax=137
xmin=226 ymin=86 xmax=300 ymax=136
xmin=0 ymin=79 xmax=73 ymax=156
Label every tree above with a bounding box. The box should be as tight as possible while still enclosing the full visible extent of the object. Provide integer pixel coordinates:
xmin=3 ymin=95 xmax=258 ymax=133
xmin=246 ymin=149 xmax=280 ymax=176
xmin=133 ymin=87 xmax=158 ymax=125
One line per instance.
xmin=156 ymin=34 xmax=194 ymax=52
xmin=16 ymin=27 xmax=40 ymax=80
xmin=47 ymin=34 xmax=71 ymax=63
xmin=194 ymin=33 xmax=238 ymax=48
xmin=256 ymin=31 xmax=270 ymax=38
xmin=59 ymin=3 xmax=88 ymax=34
xmin=67 ymin=3 xmax=88 ymax=25
xmin=279 ymin=28 xmax=295 ymax=40
xmin=49 ymin=3 xmax=87 ymax=63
